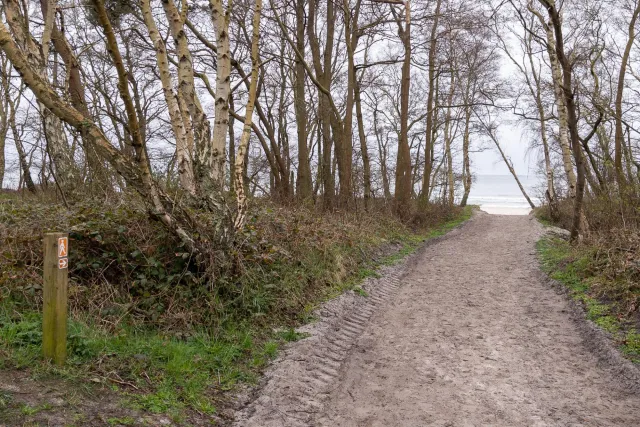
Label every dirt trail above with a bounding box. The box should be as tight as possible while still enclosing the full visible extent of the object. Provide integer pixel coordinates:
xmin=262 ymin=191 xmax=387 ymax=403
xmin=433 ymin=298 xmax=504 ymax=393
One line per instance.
xmin=234 ymin=213 xmax=640 ymax=426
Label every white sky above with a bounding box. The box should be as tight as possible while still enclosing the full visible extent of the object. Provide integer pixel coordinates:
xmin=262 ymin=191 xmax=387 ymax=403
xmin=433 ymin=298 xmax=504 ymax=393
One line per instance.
xmin=472 ymin=123 xmax=536 ymax=177
xmin=472 ymin=38 xmax=538 ymax=179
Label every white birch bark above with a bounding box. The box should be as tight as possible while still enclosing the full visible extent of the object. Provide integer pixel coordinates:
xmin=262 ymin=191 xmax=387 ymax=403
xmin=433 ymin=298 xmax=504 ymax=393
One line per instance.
xmin=530 ymin=4 xmax=577 ymax=199
xmin=162 ymin=0 xmax=215 ymax=190
xmin=210 ymin=0 xmax=232 ymax=189
xmin=140 ymin=0 xmax=196 ymax=195
xmin=234 ymin=0 xmax=262 ymax=230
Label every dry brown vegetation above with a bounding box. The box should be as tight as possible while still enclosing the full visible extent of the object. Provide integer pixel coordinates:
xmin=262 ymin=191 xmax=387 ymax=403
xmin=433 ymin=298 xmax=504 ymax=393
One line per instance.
xmin=1 ymin=191 xmax=460 ymax=332
xmin=537 ymin=194 xmax=640 ymax=363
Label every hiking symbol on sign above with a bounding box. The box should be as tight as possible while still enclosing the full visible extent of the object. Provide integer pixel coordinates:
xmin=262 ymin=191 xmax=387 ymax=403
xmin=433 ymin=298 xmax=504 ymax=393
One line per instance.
xmin=58 ymin=237 xmax=68 ymax=258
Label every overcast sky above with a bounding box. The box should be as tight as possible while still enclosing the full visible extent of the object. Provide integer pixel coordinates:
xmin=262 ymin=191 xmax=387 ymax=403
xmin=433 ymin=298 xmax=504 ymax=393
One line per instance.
xmin=472 ymin=123 xmax=537 ymax=177
xmin=472 ymin=41 xmax=539 ymax=179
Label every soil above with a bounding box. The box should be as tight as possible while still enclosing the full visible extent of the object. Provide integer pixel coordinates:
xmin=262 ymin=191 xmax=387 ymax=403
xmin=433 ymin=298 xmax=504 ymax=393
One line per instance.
xmin=233 ymin=212 xmax=640 ymax=426
xmin=0 ymin=368 xmax=174 ymax=426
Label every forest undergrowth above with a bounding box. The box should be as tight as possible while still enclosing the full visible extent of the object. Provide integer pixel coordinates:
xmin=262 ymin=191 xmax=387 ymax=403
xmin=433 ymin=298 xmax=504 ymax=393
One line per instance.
xmin=0 ymin=190 xmax=471 ymax=424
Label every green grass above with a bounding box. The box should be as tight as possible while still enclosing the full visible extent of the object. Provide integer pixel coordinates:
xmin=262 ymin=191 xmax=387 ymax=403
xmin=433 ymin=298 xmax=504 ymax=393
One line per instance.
xmin=353 ymin=287 xmax=369 ymax=297
xmin=0 ymin=301 xmax=280 ymax=418
xmin=537 ymin=236 xmax=639 ymax=361
xmin=107 ymin=417 xmax=135 ymax=426
xmin=425 ymin=205 xmax=474 ymax=238
xmin=20 ymin=403 xmax=52 ymax=416
xmin=623 ymin=331 xmax=640 ymax=363
xmin=0 ymin=205 xmax=474 ymax=421
xmin=277 ymin=328 xmax=309 ymax=342
xmin=0 ymin=391 xmax=12 ymax=410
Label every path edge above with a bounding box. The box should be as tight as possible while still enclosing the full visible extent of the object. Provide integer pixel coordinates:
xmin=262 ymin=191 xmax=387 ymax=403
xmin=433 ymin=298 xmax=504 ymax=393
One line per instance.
xmin=228 ymin=209 xmax=478 ymax=425
xmin=536 ymin=222 xmax=640 ymax=393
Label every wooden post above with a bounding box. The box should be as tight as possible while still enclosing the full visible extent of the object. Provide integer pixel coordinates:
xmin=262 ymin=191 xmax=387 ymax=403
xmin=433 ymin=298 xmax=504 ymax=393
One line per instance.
xmin=43 ymin=233 xmax=68 ymax=366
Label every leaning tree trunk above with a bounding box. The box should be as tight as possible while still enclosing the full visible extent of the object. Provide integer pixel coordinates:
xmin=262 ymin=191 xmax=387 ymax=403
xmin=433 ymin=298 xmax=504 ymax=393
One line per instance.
xmin=488 ymin=129 xmax=536 ymax=210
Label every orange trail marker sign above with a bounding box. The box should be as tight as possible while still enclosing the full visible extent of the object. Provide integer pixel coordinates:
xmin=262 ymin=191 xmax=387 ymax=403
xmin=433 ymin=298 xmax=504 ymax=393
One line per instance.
xmin=58 ymin=237 xmax=68 ymax=257
xmin=58 ymin=258 xmax=68 ymax=269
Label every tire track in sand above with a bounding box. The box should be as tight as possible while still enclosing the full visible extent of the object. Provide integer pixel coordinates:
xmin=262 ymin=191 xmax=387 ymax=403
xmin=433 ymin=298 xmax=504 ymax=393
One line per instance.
xmin=234 ymin=212 xmax=640 ymax=426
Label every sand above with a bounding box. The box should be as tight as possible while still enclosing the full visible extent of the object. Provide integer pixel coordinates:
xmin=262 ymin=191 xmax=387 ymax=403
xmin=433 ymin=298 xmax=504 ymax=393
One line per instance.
xmin=233 ymin=212 xmax=640 ymax=426
xmin=480 ymin=206 xmax=532 ymax=215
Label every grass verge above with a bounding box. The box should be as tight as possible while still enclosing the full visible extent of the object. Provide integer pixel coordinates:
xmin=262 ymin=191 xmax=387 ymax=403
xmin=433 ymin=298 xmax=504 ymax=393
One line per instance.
xmin=537 ymin=236 xmax=640 ymax=364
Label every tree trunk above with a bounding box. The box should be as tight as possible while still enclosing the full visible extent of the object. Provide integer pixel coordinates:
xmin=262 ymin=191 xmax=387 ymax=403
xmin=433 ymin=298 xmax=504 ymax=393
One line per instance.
xmin=613 ymin=1 xmax=640 ymax=188
xmin=140 ymin=0 xmax=196 ymax=195
xmin=460 ymin=103 xmax=472 ymax=207
xmin=394 ymin=2 xmax=412 ymax=216
xmin=355 ymin=80 xmax=372 ymax=210
xmin=0 ymin=124 xmax=5 ymax=189
xmin=2 ymin=73 xmax=36 ymax=192
xmin=308 ymin=0 xmax=335 ymax=209
xmin=338 ymin=0 xmax=361 ymax=209
xmin=277 ymin=38 xmax=292 ymax=200
xmin=531 ymin=7 xmax=577 ymax=201
xmin=488 ymin=128 xmax=536 ymax=210
xmin=374 ymin=108 xmax=391 ymax=200
xmin=444 ymin=67 xmax=456 ymax=206
xmin=0 ymin=57 xmax=7 ymax=188
xmin=294 ymin=0 xmax=312 ymax=201
xmin=539 ymin=0 xmax=588 ymax=240
xmin=229 ymin=93 xmax=237 ymax=193
xmin=210 ymin=0 xmax=233 ymax=189
xmin=12 ymin=119 xmax=37 ymax=193
xmin=234 ymin=0 xmax=263 ymax=229
xmin=421 ymin=0 xmax=442 ymax=201
xmin=163 ymin=0 xmax=214 ymax=192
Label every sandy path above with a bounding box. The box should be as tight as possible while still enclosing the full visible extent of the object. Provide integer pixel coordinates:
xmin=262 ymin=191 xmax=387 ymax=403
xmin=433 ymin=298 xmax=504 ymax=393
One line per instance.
xmin=235 ymin=213 xmax=640 ymax=426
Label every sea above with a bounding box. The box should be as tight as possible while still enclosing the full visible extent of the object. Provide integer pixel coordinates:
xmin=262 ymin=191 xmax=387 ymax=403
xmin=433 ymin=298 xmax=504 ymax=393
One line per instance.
xmin=467 ymin=174 xmax=543 ymax=215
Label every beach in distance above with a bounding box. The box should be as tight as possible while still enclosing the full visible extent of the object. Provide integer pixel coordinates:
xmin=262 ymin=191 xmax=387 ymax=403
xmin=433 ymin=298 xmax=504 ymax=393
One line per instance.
xmin=467 ymin=174 xmax=541 ymax=215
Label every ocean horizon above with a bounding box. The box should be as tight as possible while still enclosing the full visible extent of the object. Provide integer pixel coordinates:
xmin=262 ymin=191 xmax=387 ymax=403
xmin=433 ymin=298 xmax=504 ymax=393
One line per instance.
xmin=467 ymin=174 xmax=543 ymax=215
